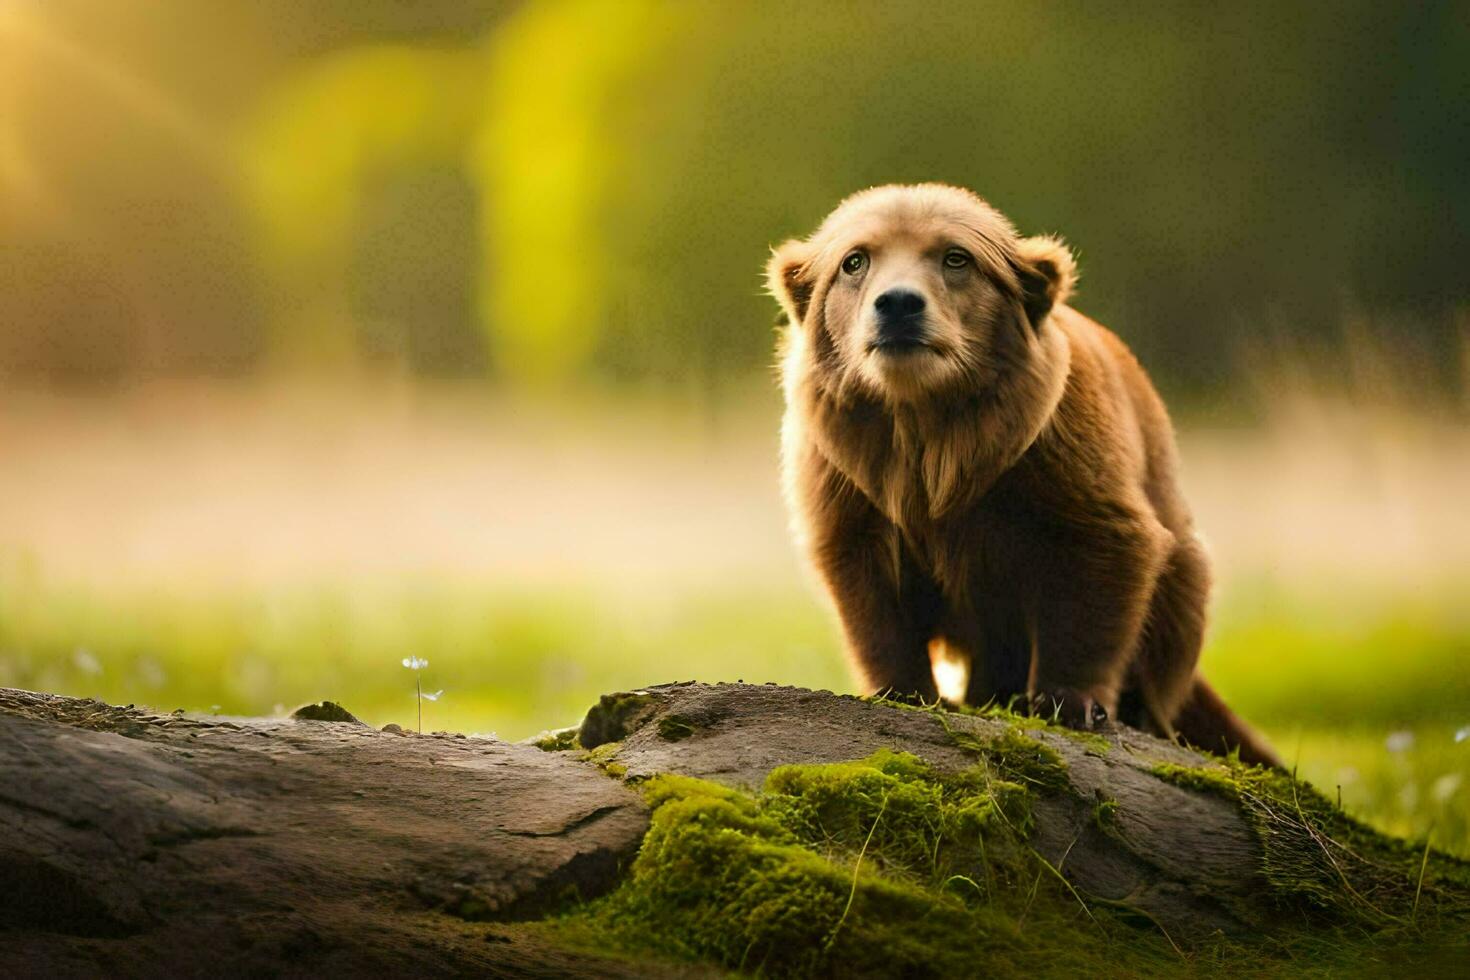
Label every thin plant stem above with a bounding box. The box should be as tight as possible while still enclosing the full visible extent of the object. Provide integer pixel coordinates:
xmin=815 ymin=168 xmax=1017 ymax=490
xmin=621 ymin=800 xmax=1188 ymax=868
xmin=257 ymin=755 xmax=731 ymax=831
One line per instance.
xmin=824 ymin=792 xmax=889 ymax=953
xmin=1413 ymin=828 xmax=1433 ymax=922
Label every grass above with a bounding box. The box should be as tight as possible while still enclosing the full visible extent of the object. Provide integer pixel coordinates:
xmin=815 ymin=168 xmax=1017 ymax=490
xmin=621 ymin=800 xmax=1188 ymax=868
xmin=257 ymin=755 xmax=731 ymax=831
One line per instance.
xmin=1261 ymin=725 xmax=1469 ymax=860
xmin=0 ymin=561 xmax=1466 ymax=858
xmin=1204 ymin=582 xmax=1470 ymax=856
xmin=1205 ymin=580 xmax=1470 ymax=726
xmin=0 ymin=563 xmax=848 ymax=739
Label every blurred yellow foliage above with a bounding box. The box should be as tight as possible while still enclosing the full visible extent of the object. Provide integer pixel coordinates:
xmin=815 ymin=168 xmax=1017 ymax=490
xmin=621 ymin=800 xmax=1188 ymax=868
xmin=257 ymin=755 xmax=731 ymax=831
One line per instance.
xmin=243 ymin=46 xmax=483 ymax=363
xmin=1 ymin=0 xmax=1466 ymax=397
xmin=476 ymin=0 xmax=691 ymax=384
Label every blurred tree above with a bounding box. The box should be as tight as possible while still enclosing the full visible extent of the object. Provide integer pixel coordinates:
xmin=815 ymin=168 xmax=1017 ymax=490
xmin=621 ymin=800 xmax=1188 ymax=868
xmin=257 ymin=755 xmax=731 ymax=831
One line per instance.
xmin=241 ymin=45 xmax=483 ymax=369
xmin=475 ymin=0 xmax=694 ymax=386
xmin=470 ymin=0 xmax=1470 ymax=396
xmin=0 ymin=0 xmax=511 ymax=384
xmin=2 ymin=0 xmax=1466 ymax=399
xmin=348 ymin=164 xmax=485 ymax=376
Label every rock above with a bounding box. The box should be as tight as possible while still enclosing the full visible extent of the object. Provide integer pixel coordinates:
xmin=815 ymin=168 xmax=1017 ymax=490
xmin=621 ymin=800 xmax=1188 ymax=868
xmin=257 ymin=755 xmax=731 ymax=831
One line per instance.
xmin=0 ymin=689 xmax=654 ymax=977
xmin=578 ymin=690 xmax=661 ymax=748
xmin=291 ymin=700 xmax=368 ymax=725
xmin=591 ymin=682 xmax=1463 ymax=941
xmin=1 ymin=684 xmax=1463 ymax=976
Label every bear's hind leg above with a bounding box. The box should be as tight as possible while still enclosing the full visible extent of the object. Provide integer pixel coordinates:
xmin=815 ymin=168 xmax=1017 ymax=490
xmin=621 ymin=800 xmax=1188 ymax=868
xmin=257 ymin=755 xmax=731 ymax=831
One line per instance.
xmin=1121 ymin=534 xmax=1210 ymax=736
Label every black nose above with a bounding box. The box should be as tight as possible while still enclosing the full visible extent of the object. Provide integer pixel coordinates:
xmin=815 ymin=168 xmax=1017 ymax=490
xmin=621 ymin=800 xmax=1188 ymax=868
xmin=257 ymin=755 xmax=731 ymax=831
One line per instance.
xmin=873 ymin=288 xmax=927 ymax=347
xmin=874 ymin=288 xmax=926 ymax=320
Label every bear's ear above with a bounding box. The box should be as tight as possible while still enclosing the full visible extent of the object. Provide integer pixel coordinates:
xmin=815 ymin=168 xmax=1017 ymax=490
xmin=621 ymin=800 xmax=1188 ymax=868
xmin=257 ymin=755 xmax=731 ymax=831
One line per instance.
xmin=1012 ymin=235 xmax=1077 ymax=329
xmin=766 ymin=239 xmax=817 ymax=325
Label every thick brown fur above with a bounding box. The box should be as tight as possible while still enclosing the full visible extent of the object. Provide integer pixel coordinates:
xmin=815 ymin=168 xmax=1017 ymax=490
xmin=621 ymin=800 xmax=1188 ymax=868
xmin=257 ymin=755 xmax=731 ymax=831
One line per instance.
xmin=769 ymin=183 xmax=1280 ymax=768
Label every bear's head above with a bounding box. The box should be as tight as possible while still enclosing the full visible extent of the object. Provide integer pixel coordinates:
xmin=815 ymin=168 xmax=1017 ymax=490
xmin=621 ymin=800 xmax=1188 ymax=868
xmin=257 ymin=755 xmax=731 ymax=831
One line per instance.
xmin=767 ymin=183 xmax=1075 ymax=404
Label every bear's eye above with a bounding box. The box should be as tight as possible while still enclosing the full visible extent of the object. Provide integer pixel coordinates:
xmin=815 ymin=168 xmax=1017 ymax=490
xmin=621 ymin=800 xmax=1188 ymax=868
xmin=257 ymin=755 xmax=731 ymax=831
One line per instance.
xmin=943 ymin=249 xmax=971 ymax=269
xmin=841 ymin=251 xmax=867 ymax=276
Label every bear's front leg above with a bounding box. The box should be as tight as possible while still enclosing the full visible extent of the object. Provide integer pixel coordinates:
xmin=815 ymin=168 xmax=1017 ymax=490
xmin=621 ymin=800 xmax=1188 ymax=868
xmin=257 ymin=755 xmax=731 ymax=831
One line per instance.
xmin=809 ymin=529 xmax=943 ymax=704
xmin=795 ymin=451 xmax=944 ymax=703
xmin=1029 ymin=516 xmax=1171 ymax=730
xmin=824 ymin=560 xmax=940 ymax=704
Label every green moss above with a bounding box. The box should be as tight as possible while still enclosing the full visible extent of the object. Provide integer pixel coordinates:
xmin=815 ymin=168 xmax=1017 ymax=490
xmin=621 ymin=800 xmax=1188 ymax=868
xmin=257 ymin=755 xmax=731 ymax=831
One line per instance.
xmin=656 ymin=714 xmax=697 ymax=742
xmin=859 ymin=692 xmax=944 ymax=716
xmin=579 ymin=691 xmax=659 ymax=748
xmin=959 ymin=700 xmax=1114 ymax=754
xmin=863 ymin=696 xmax=1075 ymax=798
xmin=1058 ymin=729 xmax=1114 ymax=755
xmin=530 ymin=726 xmax=579 ymax=752
xmin=985 ymin=726 xmax=1070 ymax=792
xmin=1093 ymin=796 xmax=1120 ymax=832
xmin=761 ymin=749 xmax=1032 ymax=880
xmin=1149 ymin=761 xmax=1241 ymax=796
xmin=1069 ymin=730 xmax=1114 ymax=755
xmin=938 ymin=715 xmax=1070 ymax=797
xmin=582 ymin=740 xmax=628 ymax=779
xmin=546 ymin=750 xmax=1178 ymax=978
xmin=584 ymin=741 xmax=620 ymax=765
xmin=867 ymin=692 xmax=1111 ymax=760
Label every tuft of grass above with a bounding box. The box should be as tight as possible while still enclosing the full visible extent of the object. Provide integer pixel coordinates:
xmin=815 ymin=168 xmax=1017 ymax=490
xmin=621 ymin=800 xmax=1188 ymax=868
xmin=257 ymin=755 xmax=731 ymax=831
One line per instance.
xmin=530 ymin=727 xmax=579 ymax=752
xmin=1263 ymin=724 xmax=1470 ymax=859
xmin=1149 ymin=760 xmax=1470 ymax=927
xmin=655 ymin=714 xmax=697 ymax=742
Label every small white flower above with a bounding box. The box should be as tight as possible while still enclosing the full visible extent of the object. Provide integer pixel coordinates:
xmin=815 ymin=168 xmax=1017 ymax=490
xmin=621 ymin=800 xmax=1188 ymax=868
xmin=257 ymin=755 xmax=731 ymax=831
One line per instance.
xmin=401 ymin=656 xmax=428 ymax=670
xmin=136 ymin=657 xmax=167 ymax=689
xmin=1455 ymin=726 xmax=1470 ymax=744
xmin=72 ymin=647 xmax=102 ymax=675
xmin=1431 ymin=773 xmax=1462 ymax=803
xmin=421 ymin=689 xmax=444 ymax=702
xmin=1385 ymin=730 xmax=1415 ymax=753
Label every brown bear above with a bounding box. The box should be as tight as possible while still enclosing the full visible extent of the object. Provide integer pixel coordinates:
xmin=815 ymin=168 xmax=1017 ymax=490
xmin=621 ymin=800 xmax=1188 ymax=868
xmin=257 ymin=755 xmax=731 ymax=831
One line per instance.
xmin=768 ymin=183 xmax=1279 ymax=767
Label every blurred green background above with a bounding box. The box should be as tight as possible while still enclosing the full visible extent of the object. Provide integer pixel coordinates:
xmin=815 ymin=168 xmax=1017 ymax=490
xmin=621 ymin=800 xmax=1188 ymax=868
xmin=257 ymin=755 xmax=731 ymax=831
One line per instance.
xmin=1 ymin=2 xmax=1467 ymax=855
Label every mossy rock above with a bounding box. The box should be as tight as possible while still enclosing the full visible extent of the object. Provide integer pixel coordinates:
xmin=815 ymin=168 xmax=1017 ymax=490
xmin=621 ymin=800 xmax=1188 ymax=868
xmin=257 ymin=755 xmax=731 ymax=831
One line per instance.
xmin=580 ymin=691 xmax=661 ymax=748
xmin=3 ymin=683 xmax=1465 ymax=977
xmin=527 ymin=726 xmax=580 ymax=752
xmin=538 ymin=682 xmax=1470 ymax=977
xmin=290 ymin=700 xmax=366 ymax=725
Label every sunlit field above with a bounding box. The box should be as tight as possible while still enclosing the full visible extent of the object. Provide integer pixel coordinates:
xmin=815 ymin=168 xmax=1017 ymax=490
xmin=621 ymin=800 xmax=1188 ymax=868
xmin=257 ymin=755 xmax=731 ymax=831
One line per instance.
xmin=2 ymin=382 xmax=1466 ymax=857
